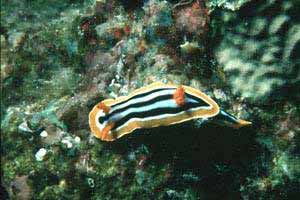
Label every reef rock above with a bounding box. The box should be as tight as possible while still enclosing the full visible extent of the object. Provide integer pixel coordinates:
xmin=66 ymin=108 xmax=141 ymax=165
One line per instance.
xmin=8 ymin=31 xmax=25 ymax=50
xmin=174 ymin=0 xmax=209 ymax=39
xmin=11 ymin=176 xmax=32 ymax=200
xmin=215 ymin=0 xmax=300 ymax=102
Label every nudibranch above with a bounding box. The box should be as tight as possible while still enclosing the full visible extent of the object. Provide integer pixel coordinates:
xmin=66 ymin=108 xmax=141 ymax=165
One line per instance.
xmin=89 ymin=82 xmax=251 ymax=141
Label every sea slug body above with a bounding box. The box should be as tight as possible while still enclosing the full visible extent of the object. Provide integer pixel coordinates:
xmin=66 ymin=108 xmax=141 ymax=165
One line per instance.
xmin=89 ymin=82 xmax=251 ymax=141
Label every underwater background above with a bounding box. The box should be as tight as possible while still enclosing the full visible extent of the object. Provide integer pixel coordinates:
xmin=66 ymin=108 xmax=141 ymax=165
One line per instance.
xmin=1 ymin=0 xmax=299 ymax=199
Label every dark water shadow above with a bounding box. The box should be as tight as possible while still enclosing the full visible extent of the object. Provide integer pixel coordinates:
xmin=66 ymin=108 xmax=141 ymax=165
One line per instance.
xmin=102 ymin=122 xmax=260 ymax=199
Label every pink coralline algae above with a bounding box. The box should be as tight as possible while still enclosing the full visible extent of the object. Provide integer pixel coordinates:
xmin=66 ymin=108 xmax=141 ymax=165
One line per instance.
xmin=174 ymin=1 xmax=209 ymax=39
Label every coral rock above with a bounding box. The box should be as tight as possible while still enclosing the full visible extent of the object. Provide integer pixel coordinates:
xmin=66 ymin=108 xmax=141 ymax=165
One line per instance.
xmin=11 ymin=176 xmax=32 ymax=200
xmin=174 ymin=1 xmax=209 ymax=39
xmin=8 ymin=31 xmax=25 ymax=50
xmin=215 ymin=0 xmax=300 ymax=102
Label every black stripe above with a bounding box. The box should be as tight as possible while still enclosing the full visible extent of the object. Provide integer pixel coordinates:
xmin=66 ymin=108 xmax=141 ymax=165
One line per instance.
xmin=112 ymin=101 xmax=204 ymax=131
xmin=99 ymin=95 xmax=173 ymax=124
xmin=186 ymin=93 xmax=208 ymax=104
xmin=98 ymin=93 xmax=210 ymax=124
xmin=111 ymin=88 xmax=175 ymax=108
xmin=111 ymin=93 xmax=207 ymax=117
xmin=111 ymin=94 xmax=172 ymax=116
xmin=215 ymin=110 xmax=238 ymax=124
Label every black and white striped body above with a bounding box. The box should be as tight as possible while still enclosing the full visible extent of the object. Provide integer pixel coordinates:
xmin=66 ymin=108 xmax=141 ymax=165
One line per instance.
xmin=90 ymin=82 xmax=220 ymax=141
xmin=89 ymin=82 xmax=251 ymax=141
xmin=99 ymin=87 xmax=211 ymax=133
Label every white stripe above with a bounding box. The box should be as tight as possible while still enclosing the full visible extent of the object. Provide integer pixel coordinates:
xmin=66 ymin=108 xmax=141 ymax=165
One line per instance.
xmin=220 ymin=110 xmax=237 ymax=121
xmin=95 ymin=110 xmax=107 ymax=130
xmin=115 ymin=106 xmax=212 ymax=131
xmin=110 ymin=96 xmax=201 ymax=122
xmin=110 ymin=98 xmax=177 ymax=121
xmin=110 ymin=88 xmax=175 ymax=112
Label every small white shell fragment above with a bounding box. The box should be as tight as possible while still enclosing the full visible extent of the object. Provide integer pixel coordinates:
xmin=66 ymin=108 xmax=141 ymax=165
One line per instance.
xmin=18 ymin=121 xmax=33 ymax=133
xmin=62 ymin=138 xmax=73 ymax=148
xmin=40 ymin=130 xmax=48 ymax=137
xmin=74 ymin=136 xmax=81 ymax=143
xmin=35 ymin=148 xmax=47 ymax=161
